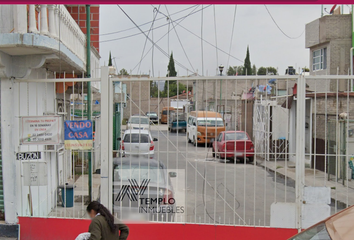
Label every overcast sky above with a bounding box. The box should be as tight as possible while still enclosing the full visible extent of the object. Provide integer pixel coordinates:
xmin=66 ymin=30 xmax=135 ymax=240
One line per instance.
xmin=99 ymin=4 xmax=349 ymax=76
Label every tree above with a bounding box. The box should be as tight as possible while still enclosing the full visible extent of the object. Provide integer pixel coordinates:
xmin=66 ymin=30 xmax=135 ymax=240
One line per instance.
xmin=118 ymin=68 xmax=129 ymax=76
xmin=236 ymin=66 xmax=243 ymax=75
xmin=108 ymin=51 xmax=112 ymax=67
xmin=242 ymin=46 xmax=252 ymax=76
xmin=227 ymin=66 xmax=236 ymax=76
xmin=166 ymin=52 xmax=177 ymax=77
xmin=163 ymin=52 xmax=178 ymax=96
xmin=257 ymin=66 xmax=278 ymax=75
xmin=160 ymin=82 xmax=186 ymax=98
xmin=252 ymin=64 xmax=257 ymax=75
xmin=150 ymin=81 xmax=159 ymax=98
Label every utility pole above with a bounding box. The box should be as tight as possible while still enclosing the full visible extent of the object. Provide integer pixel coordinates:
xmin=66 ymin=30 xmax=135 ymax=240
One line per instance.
xmin=86 ymin=4 xmax=92 ymax=202
xmin=218 ymin=65 xmax=224 ymax=112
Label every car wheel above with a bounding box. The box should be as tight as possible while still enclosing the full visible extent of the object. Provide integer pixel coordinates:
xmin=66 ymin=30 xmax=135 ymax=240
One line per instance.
xmin=248 ymin=157 xmax=254 ymax=163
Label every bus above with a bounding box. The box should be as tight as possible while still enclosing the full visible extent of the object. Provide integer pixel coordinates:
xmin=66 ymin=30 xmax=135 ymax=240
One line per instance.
xmin=160 ymin=107 xmax=175 ymax=124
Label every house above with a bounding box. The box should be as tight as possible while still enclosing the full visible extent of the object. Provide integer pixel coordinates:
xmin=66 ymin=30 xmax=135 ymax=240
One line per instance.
xmin=305 ymin=13 xmax=352 ymax=92
xmin=0 ymin=4 xmax=100 ymax=223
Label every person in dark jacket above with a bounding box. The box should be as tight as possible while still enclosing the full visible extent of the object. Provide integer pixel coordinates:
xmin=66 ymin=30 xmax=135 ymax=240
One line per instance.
xmin=87 ymin=201 xmax=129 ymax=240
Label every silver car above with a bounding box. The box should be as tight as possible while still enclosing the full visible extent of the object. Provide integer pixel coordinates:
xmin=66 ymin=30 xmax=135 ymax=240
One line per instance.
xmin=126 ymin=116 xmax=150 ymax=130
xmin=120 ymin=129 xmax=157 ymax=158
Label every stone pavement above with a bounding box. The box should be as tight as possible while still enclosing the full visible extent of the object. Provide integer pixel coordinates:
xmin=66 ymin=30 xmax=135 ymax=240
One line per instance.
xmin=256 ymin=159 xmax=354 ymax=206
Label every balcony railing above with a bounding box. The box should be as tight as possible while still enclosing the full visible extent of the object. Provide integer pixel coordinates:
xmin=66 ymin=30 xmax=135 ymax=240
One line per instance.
xmin=26 ymin=4 xmax=86 ymax=65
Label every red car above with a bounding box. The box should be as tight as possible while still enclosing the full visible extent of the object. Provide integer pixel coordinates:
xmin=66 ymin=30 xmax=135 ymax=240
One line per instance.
xmin=212 ymin=131 xmax=254 ymax=162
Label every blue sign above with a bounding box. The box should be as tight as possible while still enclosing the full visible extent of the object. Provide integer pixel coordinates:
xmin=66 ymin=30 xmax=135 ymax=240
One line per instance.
xmin=64 ymin=120 xmax=93 ymax=149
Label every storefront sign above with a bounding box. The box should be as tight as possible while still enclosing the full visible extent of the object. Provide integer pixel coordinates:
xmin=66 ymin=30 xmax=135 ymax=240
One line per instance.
xmin=64 ymin=120 xmax=93 ymax=150
xmin=20 ymin=116 xmax=61 ymax=145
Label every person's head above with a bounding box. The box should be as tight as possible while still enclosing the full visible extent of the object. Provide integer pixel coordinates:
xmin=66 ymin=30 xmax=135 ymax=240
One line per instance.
xmin=87 ymin=201 xmax=117 ymax=233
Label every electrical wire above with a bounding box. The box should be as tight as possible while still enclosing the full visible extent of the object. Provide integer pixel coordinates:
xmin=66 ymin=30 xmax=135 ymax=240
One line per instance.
xmin=99 ymin=5 xmax=209 ymax=43
xmin=163 ymin=5 xmax=196 ymax=73
xmin=213 ymin=5 xmax=219 ymax=73
xmin=131 ymin=5 xmax=201 ymax=73
xmin=176 ymin=22 xmax=243 ymax=63
xmin=264 ymin=5 xmax=304 ymax=39
xmin=201 ymin=4 xmax=204 ymax=76
xmin=227 ymin=5 xmax=238 ymax=69
xmin=137 ymin=5 xmax=160 ymax=74
xmin=117 ymin=5 xmax=195 ymax=74
xmin=100 ymin=4 xmax=198 ymax=36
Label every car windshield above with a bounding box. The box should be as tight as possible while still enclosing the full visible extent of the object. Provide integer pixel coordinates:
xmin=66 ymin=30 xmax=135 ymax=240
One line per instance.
xmin=225 ymin=132 xmax=249 ymax=140
xmin=114 ymin=165 xmax=165 ymax=184
xmin=289 ymin=223 xmax=331 ymax=240
xmin=197 ymin=119 xmax=224 ymax=127
xmin=147 ymin=112 xmax=157 ymax=117
xmin=129 ymin=117 xmax=149 ymax=124
xmin=123 ymin=134 xmax=150 ymax=143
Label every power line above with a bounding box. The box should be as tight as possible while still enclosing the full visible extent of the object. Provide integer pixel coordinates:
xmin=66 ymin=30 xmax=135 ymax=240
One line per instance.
xmin=131 ymin=5 xmax=201 ymax=73
xmin=175 ymin=22 xmax=243 ymax=63
xmin=201 ymin=4 xmax=204 ymax=76
xmin=117 ymin=5 xmax=195 ymax=74
xmin=213 ymin=5 xmax=219 ymax=73
xmin=227 ymin=5 xmax=237 ymax=69
xmin=264 ymin=5 xmax=304 ymax=39
xmin=100 ymin=5 xmax=198 ymax=36
xmin=137 ymin=5 xmax=160 ymax=74
xmin=163 ymin=5 xmax=196 ymax=73
xmin=100 ymin=5 xmax=210 ymax=44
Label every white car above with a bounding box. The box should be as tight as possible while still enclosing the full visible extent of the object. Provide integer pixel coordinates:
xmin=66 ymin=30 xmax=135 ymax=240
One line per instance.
xmin=126 ymin=116 xmax=150 ymax=130
xmin=120 ymin=129 xmax=157 ymax=158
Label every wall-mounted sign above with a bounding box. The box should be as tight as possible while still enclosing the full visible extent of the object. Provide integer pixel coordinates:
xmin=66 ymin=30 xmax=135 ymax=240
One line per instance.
xmin=22 ymin=162 xmax=47 ymax=186
xmin=16 ymin=152 xmax=41 ymax=160
xmin=20 ymin=116 xmax=61 ymax=145
xmin=64 ymin=120 xmax=93 ymax=150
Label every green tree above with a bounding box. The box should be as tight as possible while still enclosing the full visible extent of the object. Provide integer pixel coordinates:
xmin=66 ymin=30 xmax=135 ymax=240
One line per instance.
xmin=252 ymin=64 xmax=257 ymax=75
xmin=161 ymin=82 xmax=186 ymax=97
xmin=227 ymin=66 xmax=236 ymax=76
xmin=242 ymin=46 xmax=252 ymax=76
xmin=150 ymin=81 xmax=159 ymax=98
xmin=257 ymin=66 xmax=278 ymax=75
xmin=108 ymin=51 xmax=112 ymax=67
xmin=236 ymin=66 xmax=243 ymax=75
xmin=118 ymin=68 xmax=129 ymax=76
xmin=163 ymin=52 xmax=178 ymax=96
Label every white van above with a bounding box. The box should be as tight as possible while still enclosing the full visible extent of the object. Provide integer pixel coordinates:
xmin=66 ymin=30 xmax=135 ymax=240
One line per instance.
xmin=187 ymin=111 xmax=225 ymax=146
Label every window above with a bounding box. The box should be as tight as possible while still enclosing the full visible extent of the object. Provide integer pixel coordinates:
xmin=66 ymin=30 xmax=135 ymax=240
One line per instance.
xmin=312 ymin=48 xmax=327 ymax=71
xmin=217 ymin=133 xmax=223 ymax=142
xmin=197 ymin=119 xmax=224 ymax=127
xmin=225 ymin=132 xmax=249 ymax=140
xmin=123 ymin=134 xmax=150 ymax=143
xmin=129 ymin=117 xmax=149 ymax=124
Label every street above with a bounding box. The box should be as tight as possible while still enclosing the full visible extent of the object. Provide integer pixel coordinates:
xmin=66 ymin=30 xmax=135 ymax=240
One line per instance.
xmin=150 ymin=128 xmax=296 ymax=226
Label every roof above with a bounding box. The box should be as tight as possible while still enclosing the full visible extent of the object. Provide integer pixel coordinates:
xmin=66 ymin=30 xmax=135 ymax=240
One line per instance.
xmin=113 ymin=156 xmax=162 ymax=168
xmin=123 ymin=129 xmax=150 ymax=134
xmin=190 ymin=111 xmax=222 ymax=118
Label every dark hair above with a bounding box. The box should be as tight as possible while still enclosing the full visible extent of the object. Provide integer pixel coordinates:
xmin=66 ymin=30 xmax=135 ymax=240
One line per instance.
xmin=87 ymin=201 xmax=117 ymax=233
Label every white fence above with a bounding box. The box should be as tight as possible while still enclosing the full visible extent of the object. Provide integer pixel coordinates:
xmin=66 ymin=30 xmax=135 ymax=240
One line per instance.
xmin=9 ymin=68 xmax=354 ymax=230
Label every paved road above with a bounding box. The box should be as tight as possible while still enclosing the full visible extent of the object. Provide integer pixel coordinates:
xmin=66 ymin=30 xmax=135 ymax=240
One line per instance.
xmin=150 ymin=129 xmax=296 ymax=226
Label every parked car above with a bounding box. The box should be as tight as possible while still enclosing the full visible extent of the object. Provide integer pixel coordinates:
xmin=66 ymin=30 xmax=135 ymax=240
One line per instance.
xmin=168 ymin=112 xmax=187 ymax=133
xmin=113 ymin=156 xmax=177 ymax=222
xmin=146 ymin=112 xmax=159 ymax=124
xmin=119 ymin=129 xmax=157 ymax=158
xmin=187 ymin=111 xmax=225 ymax=146
xmin=126 ymin=116 xmax=150 ymax=130
xmin=212 ymin=131 xmax=254 ymax=162
xmin=288 ymin=205 xmax=354 ymax=240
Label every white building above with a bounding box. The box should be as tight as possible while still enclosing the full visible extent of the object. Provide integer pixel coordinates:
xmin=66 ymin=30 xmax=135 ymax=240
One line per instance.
xmin=0 ymin=5 xmax=100 ymax=223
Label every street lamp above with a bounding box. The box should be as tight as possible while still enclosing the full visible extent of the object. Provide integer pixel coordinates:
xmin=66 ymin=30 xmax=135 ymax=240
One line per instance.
xmin=219 ymin=64 xmax=224 ymax=76
xmin=218 ymin=64 xmax=224 ymax=112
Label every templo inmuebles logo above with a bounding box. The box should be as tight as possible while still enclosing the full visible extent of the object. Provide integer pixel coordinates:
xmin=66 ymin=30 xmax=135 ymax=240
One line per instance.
xmin=115 ymin=179 xmax=150 ymax=201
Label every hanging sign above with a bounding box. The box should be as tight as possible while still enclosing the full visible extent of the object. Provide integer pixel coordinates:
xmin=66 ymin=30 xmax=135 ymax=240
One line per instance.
xmin=20 ymin=116 xmax=61 ymax=145
xmin=64 ymin=120 xmax=93 ymax=150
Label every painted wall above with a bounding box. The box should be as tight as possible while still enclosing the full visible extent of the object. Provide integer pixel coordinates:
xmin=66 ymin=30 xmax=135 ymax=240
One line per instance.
xmin=18 ymin=217 xmax=298 ymax=240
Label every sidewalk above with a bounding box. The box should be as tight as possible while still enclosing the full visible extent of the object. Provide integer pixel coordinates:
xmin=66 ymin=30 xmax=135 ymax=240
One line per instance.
xmin=256 ymin=159 xmax=354 ymax=206
xmin=48 ymin=173 xmax=101 ymax=218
